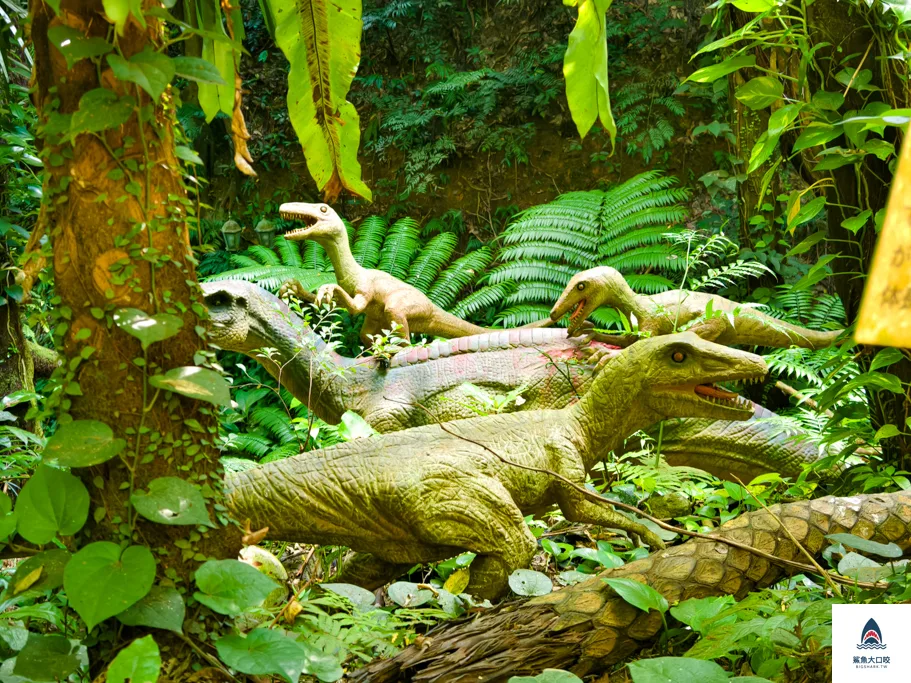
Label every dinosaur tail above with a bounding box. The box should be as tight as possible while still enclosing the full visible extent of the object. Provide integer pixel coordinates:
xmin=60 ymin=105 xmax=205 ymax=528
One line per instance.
xmin=738 ymin=311 xmax=843 ymax=350
xmin=426 ymin=310 xmax=491 ymax=339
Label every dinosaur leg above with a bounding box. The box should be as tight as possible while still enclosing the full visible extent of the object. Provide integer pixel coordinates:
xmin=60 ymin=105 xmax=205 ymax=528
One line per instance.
xmin=414 ymin=477 xmax=537 ymax=600
xmin=336 ymin=552 xmax=413 ymax=590
xmin=277 ymin=279 xmax=317 ymax=304
xmin=554 ymin=484 xmax=666 ymax=550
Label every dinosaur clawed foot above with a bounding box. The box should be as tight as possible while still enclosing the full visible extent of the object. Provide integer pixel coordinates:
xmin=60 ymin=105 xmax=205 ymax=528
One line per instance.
xmin=278 ymin=279 xmax=317 ymax=304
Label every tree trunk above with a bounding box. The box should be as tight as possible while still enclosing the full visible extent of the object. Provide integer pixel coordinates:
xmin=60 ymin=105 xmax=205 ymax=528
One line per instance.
xmin=0 ymin=301 xmax=37 ymax=431
xmin=29 ymin=0 xmax=240 ymax=670
xmin=354 ymin=491 xmax=911 ymax=682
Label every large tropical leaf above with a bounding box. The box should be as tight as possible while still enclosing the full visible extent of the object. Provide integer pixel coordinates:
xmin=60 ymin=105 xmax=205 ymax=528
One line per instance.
xmin=267 ymin=0 xmax=371 ymax=200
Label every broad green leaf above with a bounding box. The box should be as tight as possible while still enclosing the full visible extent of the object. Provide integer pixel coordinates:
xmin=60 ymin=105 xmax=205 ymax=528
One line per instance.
xmin=735 ymin=76 xmax=782 ymax=109
xmin=841 ymin=108 xmax=911 ymax=132
xmin=387 ymin=582 xmax=434 ymax=607
xmin=103 ymin=0 xmax=145 ymax=35
xmin=785 ymin=230 xmax=826 ymax=257
xmin=570 ymin=546 xmax=624 ymax=568
xmin=788 ymin=196 xmax=826 ymax=230
xmin=0 ymin=492 xmax=15 ymax=542
xmin=107 ymin=49 xmax=175 ymax=101
xmin=107 ymin=635 xmax=160 ymax=683
xmin=267 ymin=0 xmax=371 ymax=199
xmin=864 ymin=138 xmax=895 ymax=160
xmin=812 ymin=90 xmax=845 ymax=111
xmin=0 ymin=549 xmax=71 ymax=602
xmin=117 ymin=585 xmax=186 ymax=632
xmin=47 ymin=26 xmax=113 ymax=69
xmin=870 ymin=347 xmax=905 ymax=371
xmin=64 ymin=542 xmax=156 ymax=630
xmin=509 ymin=670 xmax=584 ymax=683
xmin=508 ymin=569 xmax=553 ymax=596
xmin=686 ymin=54 xmax=756 ymax=83
xmin=669 ymin=595 xmax=735 ymax=634
xmin=320 ymin=582 xmax=376 ymax=606
xmin=42 ymin=419 xmax=126 ymax=468
xmin=113 ymin=308 xmax=183 ymax=349
xmin=13 ymin=634 xmax=80 ymax=681
xmin=768 ymin=104 xmax=802 ymax=136
xmin=731 ymin=0 xmax=774 ymax=11
xmin=216 ymin=628 xmax=338 ymax=683
xmin=563 ymin=0 xmax=616 ymax=147
xmin=748 ymin=131 xmax=779 ymax=173
xmin=173 ymin=56 xmax=226 ymax=84
xmin=874 ymin=424 xmax=901 ymax=441
xmin=628 ymin=657 xmax=730 ymax=683
xmin=196 ymin=0 xmax=237 ymax=121
xmin=337 ymin=410 xmax=378 ymax=441
xmin=15 ymin=465 xmax=89 ymax=544
xmin=826 ymin=533 xmax=902 ymax=558
xmin=70 ymin=89 xmax=135 ymax=136
xmin=837 ymin=551 xmax=885 ymax=581
xmin=603 ymin=577 xmax=668 ymax=614
xmin=841 ymin=210 xmax=871 ymax=235
xmin=442 ymin=567 xmax=470 ymax=595
xmin=130 ymin=476 xmax=214 ymax=526
xmin=194 ymin=559 xmax=279 ymax=616
xmin=793 ymin=122 xmax=842 ymax=151
xmin=175 ymin=145 xmax=204 ymax=165
xmin=148 ymin=366 xmax=231 ymax=407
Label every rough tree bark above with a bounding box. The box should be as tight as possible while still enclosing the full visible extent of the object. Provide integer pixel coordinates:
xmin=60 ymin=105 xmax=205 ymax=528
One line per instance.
xmin=28 ymin=0 xmax=241 ymax=672
xmin=354 ymin=491 xmax=911 ymax=682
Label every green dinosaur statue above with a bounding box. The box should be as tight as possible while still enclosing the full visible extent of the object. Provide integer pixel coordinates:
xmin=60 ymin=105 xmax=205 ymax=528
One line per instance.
xmin=276 ymin=202 xmax=512 ymax=344
xmin=226 ymin=333 xmax=767 ymax=598
xmin=550 ymin=266 xmax=844 ymax=349
xmin=354 ymin=490 xmax=911 ymax=681
xmin=203 ymin=280 xmax=826 ymax=481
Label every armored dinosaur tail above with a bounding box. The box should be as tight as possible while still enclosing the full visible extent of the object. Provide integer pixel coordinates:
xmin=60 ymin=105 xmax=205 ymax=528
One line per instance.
xmin=735 ymin=310 xmax=843 ymax=350
xmin=390 ymin=327 xmax=576 ymax=367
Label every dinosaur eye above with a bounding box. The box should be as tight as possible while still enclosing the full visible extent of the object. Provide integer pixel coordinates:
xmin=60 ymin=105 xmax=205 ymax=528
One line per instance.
xmin=672 ymin=351 xmax=686 ymax=363
xmin=320 ymin=205 xmax=328 ymax=213
xmin=576 ymin=282 xmax=585 ymax=291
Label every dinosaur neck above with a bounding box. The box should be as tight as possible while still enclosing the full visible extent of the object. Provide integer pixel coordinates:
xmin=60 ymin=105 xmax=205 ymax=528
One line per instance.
xmin=248 ymin=307 xmax=371 ymax=423
xmin=569 ymin=352 xmax=656 ymax=471
xmin=321 ymin=231 xmax=363 ymax=292
xmin=605 ymin=276 xmax=648 ymax=320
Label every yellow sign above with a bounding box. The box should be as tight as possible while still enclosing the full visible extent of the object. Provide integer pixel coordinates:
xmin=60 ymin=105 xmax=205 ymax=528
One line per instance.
xmin=856 ymin=131 xmax=911 ymax=348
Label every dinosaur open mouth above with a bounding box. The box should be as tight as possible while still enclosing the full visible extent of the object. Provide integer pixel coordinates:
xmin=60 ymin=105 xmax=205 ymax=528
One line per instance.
xmin=692 ymin=383 xmax=752 ymax=410
xmin=569 ymin=299 xmax=586 ymax=326
xmin=279 ymin=210 xmax=319 ymax=238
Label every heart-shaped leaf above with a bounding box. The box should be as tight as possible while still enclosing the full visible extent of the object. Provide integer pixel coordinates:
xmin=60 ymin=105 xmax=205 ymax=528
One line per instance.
xmin=13 ymin=634 xmax=80 ymax=681
xmin=149 ymin=366 xmax=231 ymax=406
xmin=130 ymin=476 xmax=214 ymax=527
xmin=0 ymin=492 xmax=16 ymax=542
xmin=107 ymin=49 xmax=175 ymax=100
xmin=627 ymin=657 xmax=733 ymax=683
xmin=216 ymin=628 xmax=341 ymax=683
xmin=194 ymin=559 xmax=279 ymax=616
xmin=509 ymin=669 xmax=584 ymax=683
xmin=508 ymin=569 xmax=552 ymax=596
xmin=117 ymin=585 xmax=186 ymax=633
xmin=42 ymin=419 xmax=127 ymax=468
xmin=0 ymin=549 xmax=71 ymax=603
xmin=107 ymin=635 xmax=161 ymax=683
xmin=64 ymin=542 xmax=156 ymax=630
xmin=47 ymin=25 xmax=113 ymax=69
xmin=603 ymin=577 xmax=668 ymax=614
xmin=70 ymin=89 xmax=135 ymax=136
xmin=113 ymin=308 xmax=184 ymax=349
xmin=320 ymin=582 xmax=376 ymax=607
xmin=15 ymin=465 xmax=89 ymax=544
xmin=387 ymin=582 xmax=434 ymax=608
xmin=173 ymin=56 xmax=226 ymax=85
xmin=828 ymin=532 xmax=903 ymax=558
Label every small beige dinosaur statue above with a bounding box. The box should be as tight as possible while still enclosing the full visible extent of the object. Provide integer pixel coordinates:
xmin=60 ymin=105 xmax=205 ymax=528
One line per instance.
xmin=277 ymin=202 xmax=549 ymax=345
xmin=550 ymin=266 xmax=844 ymax=349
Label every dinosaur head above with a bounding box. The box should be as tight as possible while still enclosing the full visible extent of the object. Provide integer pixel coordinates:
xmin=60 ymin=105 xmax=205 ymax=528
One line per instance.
xmin=278 ymin=202 xmax=346 ymax=243
xmin=587 ymin=333 xmax=766 ymax=427
xmin=550 ymin=266 xmax=632 ymax=334
xmin=201 ymin=280 xmax=287 ymax=353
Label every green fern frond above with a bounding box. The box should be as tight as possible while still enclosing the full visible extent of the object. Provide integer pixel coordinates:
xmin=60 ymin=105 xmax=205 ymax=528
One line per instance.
xmin=274 ymin=236 xmax=303 ymax=268
xmin=246 ymin=245 xmax=282 ymax=267
xmin=625 ymin=273 xmax=676 ymax=293
xmin=427 ymin=248 xmax=493 ymax=309
xmin=604 ymin=245 xmax=687 ymax=272
xmin=600 ymin=225 xmax=676 ymax=257
xmin=407 ymin=232 xmax=458 ymax=291
xmin=352 ymin=216 xmax=389 ymax=268
xmin=502 ymin=282 xmax=568 ymax=306
xmin=224 ymin=433 xmax=273 ymax=458
xmin=301 ymin=240 xmax=331 ymax=270
xmin=449 ymin=282 xmax=516 ymax=318
xmin=495 ymin=303 xmax=553 ymax=327
xmin=488 ymin=261 xmax=579 ymax=285
xmin=498 ymin=242 xmax=596 ymax=268
xmin=206 ymin=266 xmax=335 ymax=293
xmin=378 ymin=218 xmax=422 ymax=280
xmin=250 ymin=405 xmax=297 ymax=443
xmin=229 ymin=254 xmax=262 ymax=269
xmin=260 ymin=442 xmax=302 ymax=463
xmin=690 ymin=260 xmax=773 ymax=292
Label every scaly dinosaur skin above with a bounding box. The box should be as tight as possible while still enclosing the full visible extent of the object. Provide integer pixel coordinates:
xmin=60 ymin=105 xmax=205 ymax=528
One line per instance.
xmin=354 ymin=491 xmax=911 ymax=682
xmin=277 ymin=202 xmax=497 ymax=344
xmin=226 ymin=333 xmax=767 ymax=598
xmin=551 ymin=266 xmax=844 ymax=349
xmin=203 ymin=280 xmax=824 ymax=481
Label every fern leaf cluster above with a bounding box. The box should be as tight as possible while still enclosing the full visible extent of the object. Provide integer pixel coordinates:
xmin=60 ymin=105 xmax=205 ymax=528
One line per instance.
xmin=487 ymin=172 xmax=690 ymax=326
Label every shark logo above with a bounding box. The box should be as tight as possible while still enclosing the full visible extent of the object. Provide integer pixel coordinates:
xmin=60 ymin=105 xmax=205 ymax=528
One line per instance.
xmin=857 ymin=618 xmax=887 ymax=650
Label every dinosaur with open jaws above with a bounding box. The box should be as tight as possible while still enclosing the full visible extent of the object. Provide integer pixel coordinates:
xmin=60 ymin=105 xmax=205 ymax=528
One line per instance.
xmin=550 ymin=266 xmax=844 ymax=349
xmin=202 ymin=280 xmax=826 ymax=481
xmin=226 ymin=333 xmax=767 ymax=598
xmin=277 ymin=202 xmax=529 ymax=344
